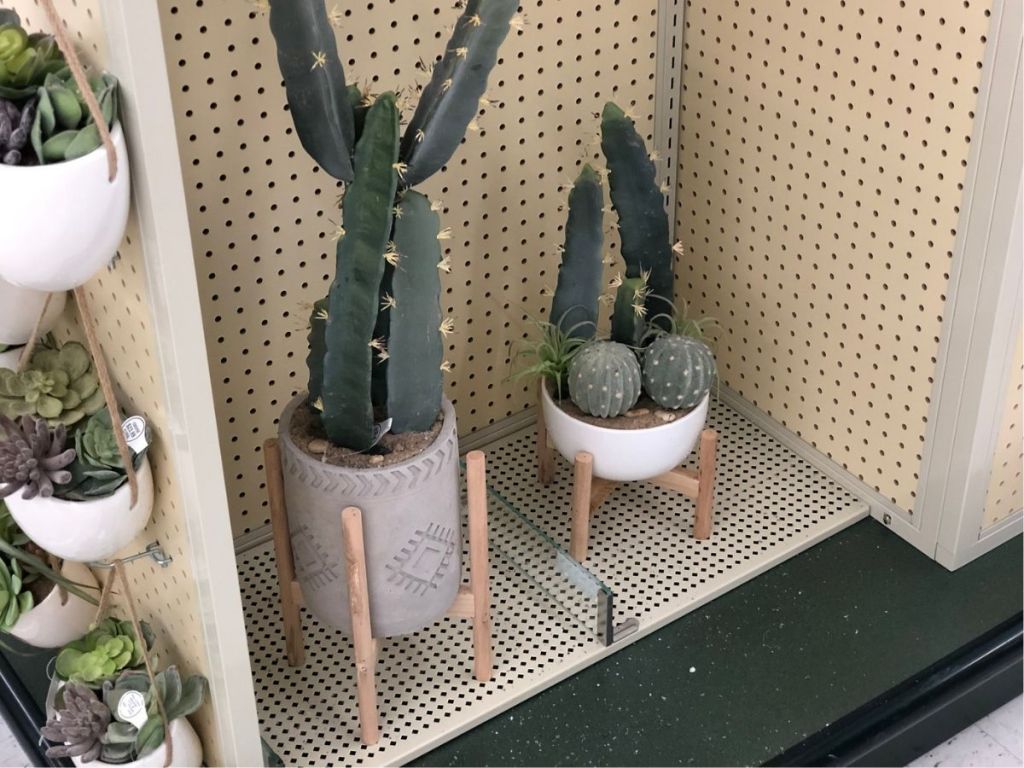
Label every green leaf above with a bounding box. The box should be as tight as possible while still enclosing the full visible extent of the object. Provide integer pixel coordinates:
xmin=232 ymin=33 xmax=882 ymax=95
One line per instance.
xmin=40 ymin=129 xmax=77 ymax=162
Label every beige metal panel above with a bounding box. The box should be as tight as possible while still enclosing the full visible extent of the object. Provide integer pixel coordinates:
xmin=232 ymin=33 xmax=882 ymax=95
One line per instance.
xmin=0 ymin=1 xmax=222 ymax=761
xmin=675 ymin=0 xmax=992 ymax=515
xmin=155 ymin=0 xmax=662 ymax=535
xmin=983 ymin=332 xmax=1023 ymax=528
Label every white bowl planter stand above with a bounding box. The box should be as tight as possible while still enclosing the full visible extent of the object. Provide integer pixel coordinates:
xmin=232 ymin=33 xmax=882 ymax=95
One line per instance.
xmin=263 ymin=440 xmax=493 ymax=746
xmin=537 ymin=384 xmax=719 ymax=561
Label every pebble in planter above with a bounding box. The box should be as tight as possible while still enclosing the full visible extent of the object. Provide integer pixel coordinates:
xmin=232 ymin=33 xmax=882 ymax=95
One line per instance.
xmin=0 ymin=9 xmax=129 ymax=292
xmin=265 ymin=0 xmax=518 ymax=639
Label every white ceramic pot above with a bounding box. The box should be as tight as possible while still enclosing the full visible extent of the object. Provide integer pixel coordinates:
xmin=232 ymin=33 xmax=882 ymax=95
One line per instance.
xmin=6 ymin=561 xmax=97 ymax=648
xmin=541 ymin=385 xmax=710 ymax=482
xmin=0 ymin=346 xmax=22 ymax=370
xmin=6 ymin=458 xmax=155 ymax=563
xmin=0 ymin=123 xmax=130 ymax=292
xmin=0 ymin=279 xmax=66 ymax=346
xmin=71 ymin=718 xmax=203 ymax=768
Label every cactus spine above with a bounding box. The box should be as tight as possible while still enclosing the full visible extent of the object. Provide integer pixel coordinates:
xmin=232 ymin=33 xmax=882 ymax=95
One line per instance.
xmin=568 ymin=341 xmax=642 ymax=418
xmin=268 ymin=0 xmax=517 ymax=451
xmin=550 ymin=164 xmax=604 ymax=339
xmin=601 ymin=102 xmax=673 ymax=326
xmin=641 ymin=335 xmax=715 ymax=410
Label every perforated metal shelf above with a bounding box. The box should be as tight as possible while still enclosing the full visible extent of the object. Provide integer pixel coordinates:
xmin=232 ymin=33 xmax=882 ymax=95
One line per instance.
xmin=237 ymin=399 xmax=867 ymax=766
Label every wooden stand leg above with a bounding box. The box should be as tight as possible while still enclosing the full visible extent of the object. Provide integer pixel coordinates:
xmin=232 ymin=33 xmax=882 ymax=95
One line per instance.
xmin=264 ymin=438 xmax=304 ymax=667
xmin=466 ymin=451 xmax=493 ymax=682
xmin=536 ymin=382 xmax=555 ymax=484
xmin=571 ymin=452 xmax=593 ymax=561
xmin=342 ymin=506 xmax=379 ymax=746
xmin=693 ymin=429 xmax=718 ymax=540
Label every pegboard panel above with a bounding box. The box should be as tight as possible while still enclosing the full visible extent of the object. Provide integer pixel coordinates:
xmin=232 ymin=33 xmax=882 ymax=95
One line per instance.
xmin=155 ymin=0 xmax=662 ymax=536
xmin=983 ymin=333 xmax=1023 ymax=529
xmin=0 ymin=1 xmax=220 ymax=761
xmin=675 ymin=0 xmax=992 ymax=515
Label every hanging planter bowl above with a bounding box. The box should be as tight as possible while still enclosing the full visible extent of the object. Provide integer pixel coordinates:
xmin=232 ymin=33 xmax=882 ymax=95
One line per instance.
xmin=0 ymin=278 xmax=66 ymax=346
xmin=6 ymin=561 xmax=97 ymax=648
xmin=0 ymin=346 xmax=22 ymax=370
xmin=0 ymin=123 xmax=130 ymax=292
xmin=67 ymin=717 xmax=203 ymax=768
xmin=541 ymin=384 xmax=710 ymax=482
xmin=6 ymin=457 xmax=154 ymax=563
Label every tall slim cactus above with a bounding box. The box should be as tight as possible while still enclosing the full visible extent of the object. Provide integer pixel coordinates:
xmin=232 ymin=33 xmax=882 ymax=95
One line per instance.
xmin=550 ymin=164 xmax=604 ymax=339
xmin=268 ymin=0 xmax=517 ymax=451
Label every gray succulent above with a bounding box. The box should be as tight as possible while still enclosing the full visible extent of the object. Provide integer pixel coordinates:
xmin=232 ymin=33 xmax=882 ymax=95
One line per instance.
xmin=40 ymin=682 xmax=110 ymax=762
xmin=0 ymin=415 xmax=76 ymax=499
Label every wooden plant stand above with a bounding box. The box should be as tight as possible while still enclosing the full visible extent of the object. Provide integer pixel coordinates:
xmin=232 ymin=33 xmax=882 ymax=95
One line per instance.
xmin=263 ymin=440 xmax=493 ymax=746
xmin=536 ymin=405 xmax=719 ymax=562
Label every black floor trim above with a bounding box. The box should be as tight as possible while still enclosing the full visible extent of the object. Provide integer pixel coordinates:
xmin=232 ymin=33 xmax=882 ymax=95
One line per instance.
xmin=765 ymin=612 xmax=1024 ymax=767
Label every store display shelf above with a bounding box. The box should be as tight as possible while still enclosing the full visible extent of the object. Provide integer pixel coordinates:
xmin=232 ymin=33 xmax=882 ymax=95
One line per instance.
xmin=236 ymin=398 xmax=868 ymax=766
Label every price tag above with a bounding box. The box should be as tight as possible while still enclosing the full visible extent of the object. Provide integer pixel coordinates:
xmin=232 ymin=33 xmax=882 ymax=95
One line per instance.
xmin=116 ymin=690 xmax=148 ymax=730
xmin=121 ymin=416 xmax=149 ymax=454
xmin=368 ymin=417 xmax=392 ymax=449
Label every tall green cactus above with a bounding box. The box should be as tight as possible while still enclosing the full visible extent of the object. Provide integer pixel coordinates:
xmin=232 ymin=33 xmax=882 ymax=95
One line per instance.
xmin=268 ymin=0 xmax=517 ymax=451
xmin=550 ymin=164 xmax=604 ymax=339
xmin=611 ymin=276 xmax=646 ymax=346
xmin=601 ymin=102 xmax=674 ymax=325
xmin=320 ymin=94 xmax=399 ymax=449
xmin=388 ymin=191 xmax=444 ymax=432
xmin=400 ymin=0 xmax=517 ymax=187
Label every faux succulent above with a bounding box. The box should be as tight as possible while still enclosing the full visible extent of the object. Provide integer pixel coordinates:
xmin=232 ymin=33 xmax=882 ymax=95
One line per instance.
xmin=0 ymin=95 xmax=35 ymax=165
xmin=0 ymin=414 xmax=75 ymax=500
xmin=55 ymin=618 xmax=156 ymax=686
xmin=40 ymin=682 xmax=110 ymax=762
xmin=0 ymin=12 xmax=64 ymax=100
xmin=0 ymin=340 xmax=105 ymax=427
xmin=99 ymin=666 xmax=209 ymax=763
xmin=267 ymin=0 xmax=518 ymax=451
xmin=30 ymin=66 xmax=119 ymax=165
xmin=56 ymin=408 xmax=147 ymax=501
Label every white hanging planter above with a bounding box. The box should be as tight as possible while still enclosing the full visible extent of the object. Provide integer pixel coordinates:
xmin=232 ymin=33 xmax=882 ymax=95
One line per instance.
xmin=6 ymin=561 xmax=97 ymax=648
xmin=541 ymin=385 xmax=710 ymax=482
xmin=6 ymin=457 xmax=155 ymax=563
xmin=0 ymin=346 xmax=22 ymax=370
xmin=0 ymin=279 xmax=66 ymax=346
xmin=0 ymin=123 xmax=130 ymax=292
xmin=69 ymin=717 xmax=203 ymax=768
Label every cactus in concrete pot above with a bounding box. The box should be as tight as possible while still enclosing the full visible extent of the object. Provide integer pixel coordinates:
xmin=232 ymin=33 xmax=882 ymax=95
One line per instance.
xmin=642 ymin=335 xmax=715 ymax=410
xmin=568 ymin=341 xmax=642 ymax=418
xmin=269 ymin=0 xmax=517 ymax=451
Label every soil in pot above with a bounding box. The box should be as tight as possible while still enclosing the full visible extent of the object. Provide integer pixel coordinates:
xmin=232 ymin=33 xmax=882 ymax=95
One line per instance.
xmin=546 ymin=380 xmax=695 ymax=430
xmin=289 ymin=400 xmax=443 ymax=468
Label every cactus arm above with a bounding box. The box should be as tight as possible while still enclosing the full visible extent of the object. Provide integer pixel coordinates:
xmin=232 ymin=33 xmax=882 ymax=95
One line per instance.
xmin=305 ymin=297 xmax=328 ymax=406
xmin=347 ymin=83 xmax=369 ymax=144
xmin=399 ymin=0 xmax=517 ymax=186
xmin=550 ymin=164 xmax=604 ymax=339
xmin=320 ymin=94 xmax=400 ymax=449
xmin=386 ymin=191 xmax=445 ymax=433
xmin=268 ymin=0 xmax=355 ymax=183
xmin=610 ymin=277 xmax=645 ymax=346
xmin=600 ymin=102 xmax=674 ymax=323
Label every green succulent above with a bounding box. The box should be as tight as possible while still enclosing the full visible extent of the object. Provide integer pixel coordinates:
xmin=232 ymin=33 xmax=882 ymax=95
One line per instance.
xmin=0 ymin=12 xmax=65 ymax=100
xmin=55 ymin=618 xmax=156 ymax=686
xmin=31 ymin=67 xmax=118 ymax=164
xmin=0 ymin=341 xmax=105 ymax=427
xmin=100 ymin=666 xmax=208 ymax=763
xmin=56 ymin=408 xmax=147 ymax=502
xmin=0 ymin=554 xmax=33 ymax=630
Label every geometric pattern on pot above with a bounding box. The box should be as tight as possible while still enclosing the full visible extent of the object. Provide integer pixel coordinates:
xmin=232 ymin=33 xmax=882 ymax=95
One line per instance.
xmin=386 ymin=523 xmax=458 ymax=595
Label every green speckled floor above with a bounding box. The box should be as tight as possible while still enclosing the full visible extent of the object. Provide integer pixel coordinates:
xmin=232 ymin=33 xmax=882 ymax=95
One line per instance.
xmin=412 ymin=519 xmax=1023 ymax=767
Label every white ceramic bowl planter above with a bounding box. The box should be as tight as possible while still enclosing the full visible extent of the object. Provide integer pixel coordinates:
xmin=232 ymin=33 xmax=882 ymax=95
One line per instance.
xmin=5 ymin=458 xmax=154 ymax=563
xmin=0 ymin=346 xmax=22 ymax=370
xmin=0 ymin=278 xmax=66 ymax=346
xmin=69 ymin=718 xmax=203 ymax=768
xmin=6 ymin=561 xmax=97 ymax=648
xmin=0 ymin=123 xmax=129 ymax=292
xmin=541 ymin=385 xmax=710 ymax=482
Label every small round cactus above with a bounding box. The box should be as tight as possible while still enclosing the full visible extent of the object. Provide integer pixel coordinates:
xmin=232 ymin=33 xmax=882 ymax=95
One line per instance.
xmin=568 ymin=341 xmax=642 ymax=418
xmin=642 ymin=335 xmax=715 ymax=410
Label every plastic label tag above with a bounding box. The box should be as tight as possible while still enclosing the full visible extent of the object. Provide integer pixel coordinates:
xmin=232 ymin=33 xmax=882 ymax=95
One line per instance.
xmin=116 ymin=690 xmax=148 ymax=730
xmin=368 ymin=418 xmax=392 ymax=449
xmin=121 ymin=416 xmax=149 ymax=454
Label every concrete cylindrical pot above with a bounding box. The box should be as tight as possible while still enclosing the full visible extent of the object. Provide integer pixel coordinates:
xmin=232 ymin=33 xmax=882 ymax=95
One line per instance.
xmin=278 ymin=394 xmax=461 ymax=637
xmin=0 ymin=279 xmax=66 ymax=346
xmin=6 ymin=458 xmax=155 ymax=563
xmin=542 ymin=385 xmax=710 ymax=482
xmin=6 ymin=561 xmax=97 ymax=648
